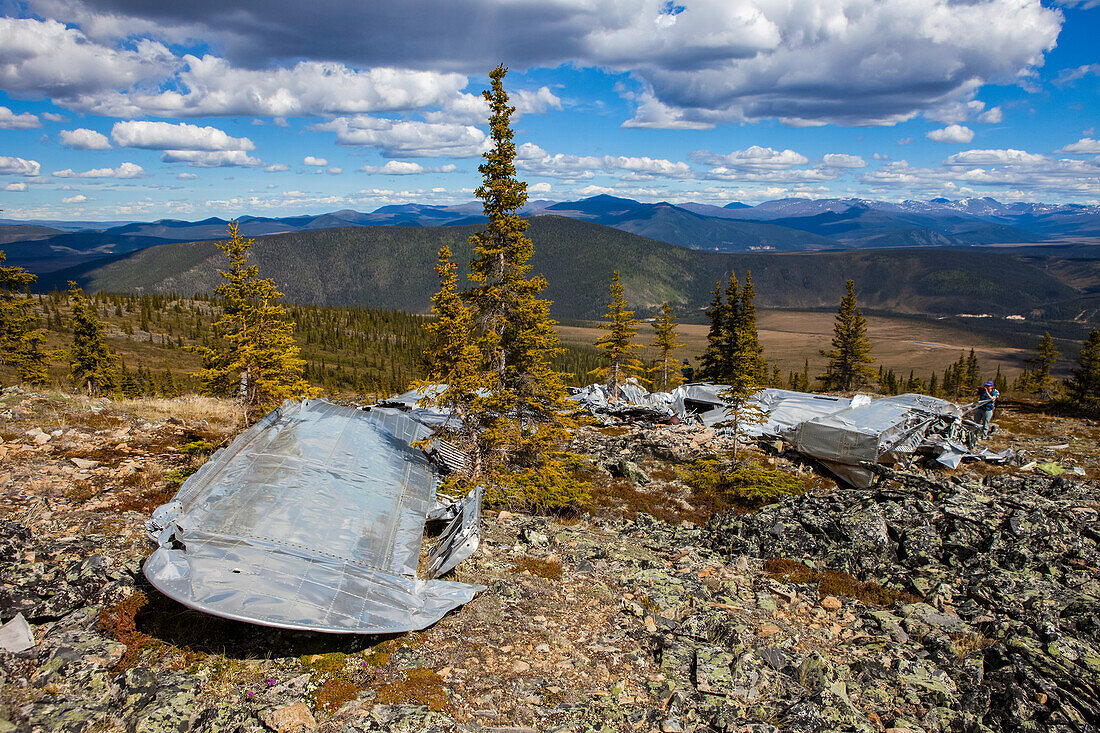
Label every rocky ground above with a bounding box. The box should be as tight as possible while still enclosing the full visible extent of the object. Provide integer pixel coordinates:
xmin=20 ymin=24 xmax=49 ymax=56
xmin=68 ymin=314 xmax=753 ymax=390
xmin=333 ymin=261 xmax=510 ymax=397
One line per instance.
xmin=0 ymin=387 xmax=1097 ymax=732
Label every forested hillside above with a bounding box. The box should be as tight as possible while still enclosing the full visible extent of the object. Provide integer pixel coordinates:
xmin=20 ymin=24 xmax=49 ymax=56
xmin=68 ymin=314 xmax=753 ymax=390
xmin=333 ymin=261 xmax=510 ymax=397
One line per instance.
xmin=0 ymin=290 xmax=605 ymax=397
xmin=51 ymin=217 xmax=1099 ymax=326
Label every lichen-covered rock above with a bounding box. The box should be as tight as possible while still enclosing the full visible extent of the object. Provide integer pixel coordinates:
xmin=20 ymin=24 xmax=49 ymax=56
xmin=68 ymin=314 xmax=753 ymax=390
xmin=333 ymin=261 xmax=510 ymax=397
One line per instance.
xmin=703 ymin=469 xmax=1100 ymax=733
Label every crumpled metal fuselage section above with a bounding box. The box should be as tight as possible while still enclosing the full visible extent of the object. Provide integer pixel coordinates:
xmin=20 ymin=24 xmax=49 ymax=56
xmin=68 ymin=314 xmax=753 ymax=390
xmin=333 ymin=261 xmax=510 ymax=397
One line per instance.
xmin=786 ymin=393 xmax=979 ymax=487
xmin=144 ymin=400 xmax=483 ymax=634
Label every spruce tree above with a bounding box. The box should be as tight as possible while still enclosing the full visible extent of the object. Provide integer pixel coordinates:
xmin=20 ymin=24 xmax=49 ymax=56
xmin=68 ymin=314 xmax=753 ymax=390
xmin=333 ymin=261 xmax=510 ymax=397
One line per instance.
xmin=737 ymin=271 xmax=765 ymax=383
xmin=192 ymin=221 xmax=313 ymax=415
xmin=964 ymin=348 xmax=982 ymax=393
xmin=1067 ymin=330 xmax=1100 ymax=415
xmin=651 ymin=301 xmax=684 ymax=392
xmin=718 ymin=315 xmax=763 ymax=460
xmin=0 ymin=251 xmax=52 ymax=385
xmin=592 ymin=271 xmax=645 ymax=398
xmin=463 ymin=64 xmax=570 ymax=481
xmin=1028 ymin=332 xmax=1060 ymax=398
xmin=68 ymin=282 xmax=118 ymax=395
xmin=720 ymin=272 xmax=740 ymax=380
xmin=698 ymin=281 xmax=725 ymax=381
xmin=414 ymin=246 xmax=488 ymax=473
xmin=819 ymin=280 xmax=875 ymax=391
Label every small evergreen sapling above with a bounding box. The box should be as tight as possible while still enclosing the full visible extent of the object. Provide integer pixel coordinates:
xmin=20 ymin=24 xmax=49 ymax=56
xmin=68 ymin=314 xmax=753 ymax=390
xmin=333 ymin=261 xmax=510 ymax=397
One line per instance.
xmin=592 ymin=271 xmax=646 ymax=399
xmin=651 ymin=301 xmax=684 ymax=391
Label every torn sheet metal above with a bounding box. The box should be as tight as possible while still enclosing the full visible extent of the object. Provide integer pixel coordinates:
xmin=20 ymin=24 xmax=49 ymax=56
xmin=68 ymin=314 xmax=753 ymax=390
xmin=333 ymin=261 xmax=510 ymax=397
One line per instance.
xmin=787 ymin=393 xmax=977 ymax=487
xmin=670 ymin=385 xmax=871 ymax=434
xmin=0 ymin=613 xmax=34 ymax=653
xmin=144 ymin=400 xmax=483 ymax=634
xmin=427 ymin=486 xmax=482 ymax=578
xmin=568 ymin=379 xmax=673 ymax=416
xmin=378 ymin=384 xmax=457 ymax=428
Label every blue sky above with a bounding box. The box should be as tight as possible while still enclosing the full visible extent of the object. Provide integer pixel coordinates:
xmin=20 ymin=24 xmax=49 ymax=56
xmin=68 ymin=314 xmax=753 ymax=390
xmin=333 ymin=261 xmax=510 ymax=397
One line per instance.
xmin=0 ymin=0 xmax=1097 ymax=220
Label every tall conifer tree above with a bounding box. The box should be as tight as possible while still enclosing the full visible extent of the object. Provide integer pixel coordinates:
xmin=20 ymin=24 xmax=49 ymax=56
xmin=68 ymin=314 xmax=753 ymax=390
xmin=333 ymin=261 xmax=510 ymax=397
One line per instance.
xmin=820 ymin=279 xmax=875 ymax=391
xmin=592 ymin=271 xmax=645 ymax=398
xmin=0 ymin=251 xmax=51 ymax=385
xmin=719 ymin=272 xmax=740 ymax=380
xmin=415 ymin=246 xmax=488 ymax=473
xmin=192 ymin=222 xmax=312 ymax=415
xmin=68 ymin=282 xmax=118 ymax=395
xmin=1028 ymin=332 xmax=1060 ymax=398
xmin=651 ymin=301 xmax=684 ymax=391
xmin=463 ymin=64 xmax=569 ymax=473
xmin=737 ymin=271 xmax=765 ymax=383
xmin=1067 ymin=330 xmax=1100 ymax=415
xmin=698 ymin=281 xmax=725 ymax=381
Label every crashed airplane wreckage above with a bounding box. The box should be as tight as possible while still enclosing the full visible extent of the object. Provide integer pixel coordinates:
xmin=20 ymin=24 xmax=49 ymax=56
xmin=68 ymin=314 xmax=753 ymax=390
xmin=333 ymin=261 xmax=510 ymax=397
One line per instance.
xmin=144 ymin=399 xmax=483 ymax=634
xmin=571 ymin=382 xmax=1010 ymax=488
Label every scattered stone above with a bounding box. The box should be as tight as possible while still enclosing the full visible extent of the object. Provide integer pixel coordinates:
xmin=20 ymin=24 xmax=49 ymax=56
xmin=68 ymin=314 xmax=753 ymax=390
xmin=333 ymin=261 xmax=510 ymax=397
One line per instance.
xmin=259 ymin=703 xmax=316 ymax=733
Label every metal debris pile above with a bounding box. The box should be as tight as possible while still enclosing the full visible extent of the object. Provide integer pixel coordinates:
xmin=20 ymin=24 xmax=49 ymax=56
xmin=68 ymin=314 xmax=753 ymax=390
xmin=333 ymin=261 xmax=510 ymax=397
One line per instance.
xmin=570 ymin=382 xmax=1012 ymax=487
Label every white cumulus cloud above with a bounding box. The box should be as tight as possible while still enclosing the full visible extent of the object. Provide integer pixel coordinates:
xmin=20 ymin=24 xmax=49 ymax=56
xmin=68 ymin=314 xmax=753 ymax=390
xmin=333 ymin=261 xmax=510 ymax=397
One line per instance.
xmin=59 ymin=128 xmax=112 ymax=149
xmin=927 ymin=125 xmax=975 ymax=143
xmin=73 ymin=56 xmax=468 ymax=118
xmin=821 ymin=154 xmax=868 ymax=168
xmin=62 ymin=194 xmax=89 ymax=203
xmin=303 ymin=156 xmax=328 ymax=166
xmin=693 ymin=146 xmax=809 ymax=169
xmin=317 ymin=117 xmax=488 ymax=158
xmin=4 ymin=182 xmax=28 ymax=191
xmin=0 ymin=156 xmax=42 ymax=176
xmin=0 ymin=17 xmax=172 ymax=100
xmin=359 ymin=161 xmax=426 ymax=175
xmin=943 ymin=149 xmax=1046 ymax=166
xmin=53 ymin=162 xmax=147 ymax=178
xmin=1055 ymin=138 xmax=1100 ymax=155
xmin=111 ymin=120 xmax=254 ymax=151
xmin=0 ymin=106 xmax=41 ymax=129
xmin=160 ymin=150 xmax=262 ymax=167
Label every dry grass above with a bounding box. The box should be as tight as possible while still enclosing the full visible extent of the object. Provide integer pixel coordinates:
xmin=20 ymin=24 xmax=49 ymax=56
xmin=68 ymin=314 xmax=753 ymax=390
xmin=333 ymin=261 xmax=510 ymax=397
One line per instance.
xmin=114 ymin=396 xmax=242 ymax=437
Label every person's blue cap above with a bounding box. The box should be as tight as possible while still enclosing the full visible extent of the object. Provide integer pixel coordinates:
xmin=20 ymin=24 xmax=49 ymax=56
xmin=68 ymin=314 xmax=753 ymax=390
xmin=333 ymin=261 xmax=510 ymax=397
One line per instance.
xmin=985 ymin=381 xmax=994 ymax=386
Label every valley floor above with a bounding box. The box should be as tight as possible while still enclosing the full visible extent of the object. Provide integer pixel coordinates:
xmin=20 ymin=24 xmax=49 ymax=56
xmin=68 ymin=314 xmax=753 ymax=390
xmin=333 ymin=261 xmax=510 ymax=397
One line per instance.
xmin=0 ymin=389 xmax=1097 ymax=732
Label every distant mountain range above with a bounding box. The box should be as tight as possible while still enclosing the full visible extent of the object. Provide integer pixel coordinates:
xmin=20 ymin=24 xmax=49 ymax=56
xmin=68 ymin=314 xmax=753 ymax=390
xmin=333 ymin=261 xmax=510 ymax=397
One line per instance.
xmin=2 ymin=194 xmax=1098 ymax=274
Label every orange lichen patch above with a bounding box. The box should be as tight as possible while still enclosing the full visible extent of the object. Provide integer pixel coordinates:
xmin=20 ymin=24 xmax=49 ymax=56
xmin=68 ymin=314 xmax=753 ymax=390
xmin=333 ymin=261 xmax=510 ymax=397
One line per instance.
xmin=764 ymin=557 xmax=918 ymax=607
xmin=511 ymin=555 xmax=563 ymax=580
xmin=375 ymin=667 xmax=452 ymax=713
xmin=97 ymin=592 xmax=162 ymax=672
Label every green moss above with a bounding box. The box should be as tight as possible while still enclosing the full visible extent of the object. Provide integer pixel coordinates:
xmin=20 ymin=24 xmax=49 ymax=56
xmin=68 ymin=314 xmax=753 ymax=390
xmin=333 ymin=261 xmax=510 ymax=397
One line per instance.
xmin=375 ymin=667 xmax=452 ymax=713
xmin=164 ymin=466 xmax=198 ymax=488
xmin=301 ymin=652 xmax=365 ymax=714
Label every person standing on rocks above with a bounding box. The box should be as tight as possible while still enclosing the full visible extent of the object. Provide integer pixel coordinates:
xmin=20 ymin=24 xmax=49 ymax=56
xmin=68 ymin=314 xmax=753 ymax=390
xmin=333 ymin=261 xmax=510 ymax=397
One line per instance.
xmin=974 ymin=380 xmax=999 ymax=436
